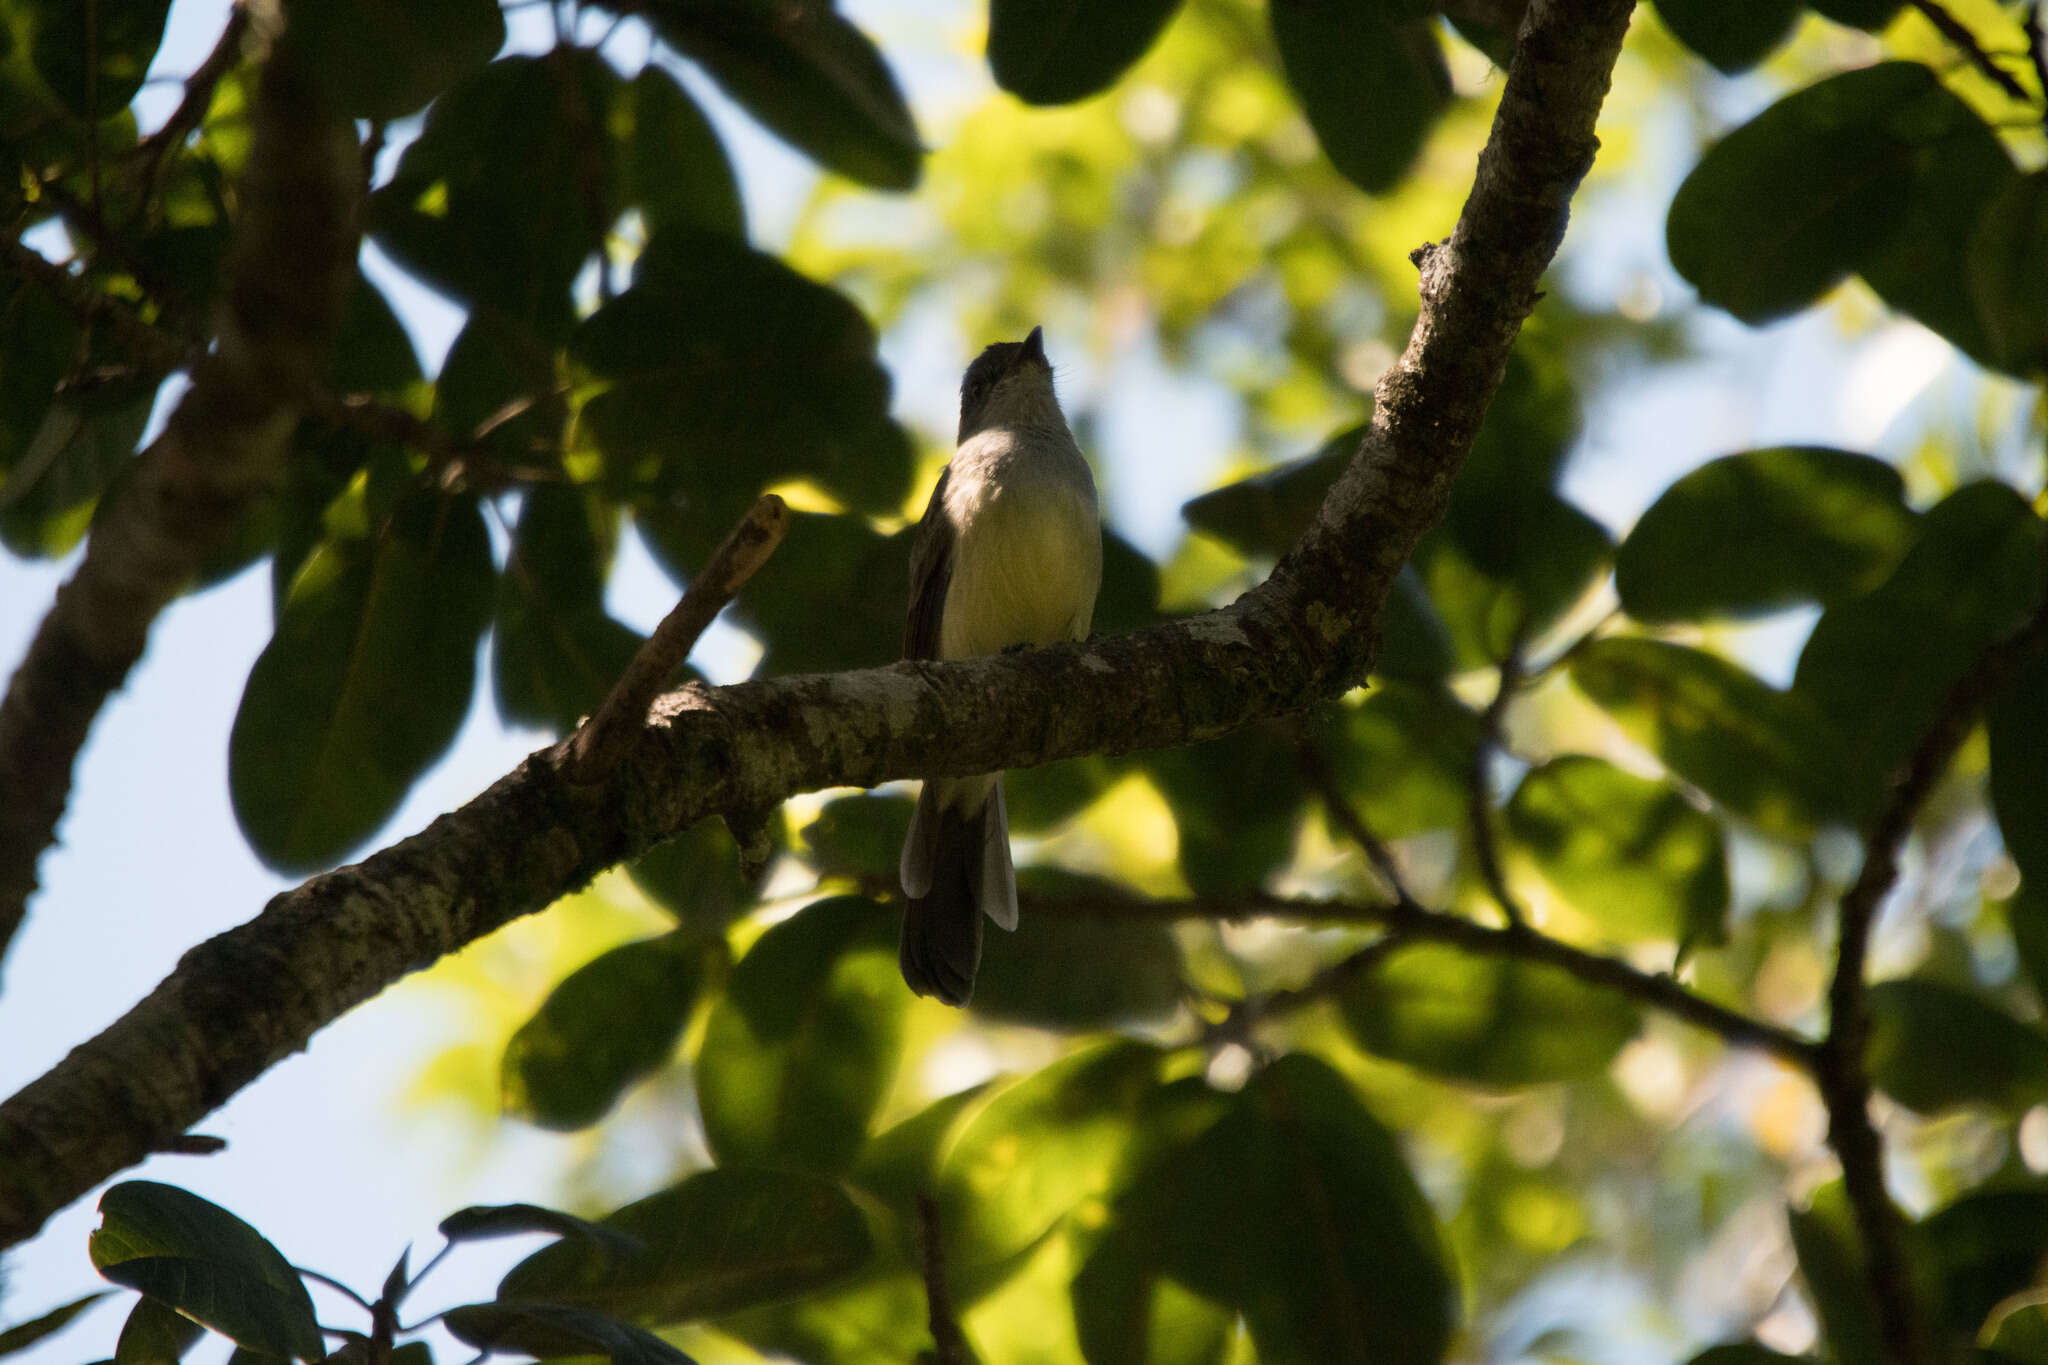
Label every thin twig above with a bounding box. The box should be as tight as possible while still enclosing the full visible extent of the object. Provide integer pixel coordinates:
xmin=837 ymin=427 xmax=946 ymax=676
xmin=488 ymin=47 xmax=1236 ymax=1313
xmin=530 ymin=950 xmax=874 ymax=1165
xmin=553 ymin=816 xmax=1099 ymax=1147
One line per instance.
xmin=134 ymin=6 xmax=252 ymax=203
xmin=915 ymin=1193 xmax=972 ymax=1365
xmin=1294 ymin=728 xmax=1425 ymax=913
xmin=1909 ymin=0 xmax=2031 ymax=101
xmin=295 ymin=1267 xmax=375 ymax=1313
xmin=1816 ymin=593 xmax=2048 ymax=1365
xmin=152 ymin=1132 xmax=226 ymax=1155
xmin=1468 ymin=627 xmax=1530 ymax=928
xmin=2030 ymin=2 xmax=2048 ymax=128
xmin=1029 ymin=891 xmax=1819 ymax=1067
xmin=566 ymin=494 xmax=791 ymax=781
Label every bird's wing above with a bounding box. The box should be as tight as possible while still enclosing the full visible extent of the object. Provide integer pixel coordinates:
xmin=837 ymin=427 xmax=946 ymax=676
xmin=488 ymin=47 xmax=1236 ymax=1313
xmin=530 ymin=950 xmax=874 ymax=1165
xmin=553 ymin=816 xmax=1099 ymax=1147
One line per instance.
xmin=903 ymin=465 xmax=954 ymax=661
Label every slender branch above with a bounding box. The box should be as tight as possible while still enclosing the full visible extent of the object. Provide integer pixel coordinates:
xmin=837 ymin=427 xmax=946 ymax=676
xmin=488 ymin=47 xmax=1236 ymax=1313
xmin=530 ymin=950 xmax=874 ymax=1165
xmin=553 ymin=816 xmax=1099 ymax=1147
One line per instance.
xmin=1030 ymin=892 xmax=1820 ymax=1067
xmin=2031 ymin=2 xmax=2048 ymax=127
xmin=134 ymin=5 xmax=253 ymax=203
xmin=1908 ymin=0 xmax=2031 ymax=101
xmin=296 ymin=1267 xmax=376 ymax=1314
xmin=0 ymin=49 xmax=361 ymax=971
xmin=0 ymin=0 xmax=1637 ymax=1249
xmin=568 ymin=494 xmax=790 ymax=781
xmin=1815 ymin=595 xmax=2048 ymax=1365
xmin=915 ymin=1194 xmax=972 ymax=1365
xmin=1293 ymin=729 xmax=1425 ymax=912
xmin=1468 ymin=627 xmax=1530 ymax=928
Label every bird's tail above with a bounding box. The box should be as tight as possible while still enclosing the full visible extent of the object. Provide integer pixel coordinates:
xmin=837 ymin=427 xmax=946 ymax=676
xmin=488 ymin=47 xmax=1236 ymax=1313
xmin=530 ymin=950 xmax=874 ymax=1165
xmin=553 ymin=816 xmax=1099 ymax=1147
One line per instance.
xmin=899 ymin=777 xmax=1016 ymax=1005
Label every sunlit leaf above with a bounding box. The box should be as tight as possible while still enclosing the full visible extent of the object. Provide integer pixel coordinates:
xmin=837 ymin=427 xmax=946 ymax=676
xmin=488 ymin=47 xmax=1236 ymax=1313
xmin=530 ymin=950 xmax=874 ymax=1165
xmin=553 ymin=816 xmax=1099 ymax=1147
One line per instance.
xmin=502 ymin=931 xmax=707 ymax=1131
xmin=89 ymin=1183 xmax=324 ymax=1363
xmin=696 ymin=896 xmax=905 ymax=1174
xmin=1339 ymin=941 xmax=1641 ymax=1086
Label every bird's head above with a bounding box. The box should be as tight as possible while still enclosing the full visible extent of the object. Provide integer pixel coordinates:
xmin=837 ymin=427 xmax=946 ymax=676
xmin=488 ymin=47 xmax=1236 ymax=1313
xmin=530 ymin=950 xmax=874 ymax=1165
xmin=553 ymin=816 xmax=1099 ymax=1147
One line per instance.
xmin=957 ymin=325 xmax=1062 ymax=442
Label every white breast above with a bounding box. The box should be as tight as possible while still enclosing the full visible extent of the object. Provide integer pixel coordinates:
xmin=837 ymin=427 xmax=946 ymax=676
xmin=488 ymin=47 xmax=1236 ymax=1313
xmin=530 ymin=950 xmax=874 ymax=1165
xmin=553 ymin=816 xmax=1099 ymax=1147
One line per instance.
xmin=937 ymin=429 xmax=1102 ymax=661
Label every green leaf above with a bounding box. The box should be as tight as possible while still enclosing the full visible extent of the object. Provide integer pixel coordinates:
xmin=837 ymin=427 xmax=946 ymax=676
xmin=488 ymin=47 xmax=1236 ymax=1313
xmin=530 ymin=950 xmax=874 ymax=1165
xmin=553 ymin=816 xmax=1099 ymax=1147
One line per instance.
xmin=443 ymin=1204 xmax=649 ymax=1253
xmin=1866 ymin=978 xmax=2048 ymax=1114
xmin=988 ymin=0 xmax=1184 ymax=105
xmin=1687 ymin=1346 xmax=1815 ymax=1365
xmin=0 ymin=381 xmax=154 ymax=560
xmin=2008 ymin=884 xmax=2048 ymax=1006
xmin=89 ymin=1183 xmax=324 ymax=1363
xmin=941 ymin=1041 xmax=1166 ymax=1291
xmin=722 ymin=515 xmax=908 ymax=674
xmin=627 ymin=816 xmax=764 ymax=929
xmin=229 ymin=490 xmax=494 ymax=873
xmin=1508 ymin=755 xmax=1730 ymax=951
xmin=1787 ymin=1184 xmax=1882 ymax=1365
xmin=1667 ymin=62 xmax=1938 ymax=324
xmin=442 ymin=1301 xmax=696 ymax=1365
xmin=1857 ymin=88 xmax=2016 ymax=366
xmin=0 ymin=1293 xmax=110 ymax=1360
xmin=329 ymin=273 xmax=424 ymax=396
xmin=493 ymin=484 xmax=646 ymax=735
xmin=24 ymin=0 xmax=170 ymax=118
xmin=1142 ymin=723 xmax=1306 ymax=895
xmin=622 ymin=66 xmax=744 ymax=240
xmin=286 ymin=0 xmax=505 ymax=120
xmin=433 ymin=307 xmax=561 ymax=464
xmin=972 ymin=869 xmax=1186 ymax=1030
xmin=0 ymin=266 xmax=80 ymax=478
xmin=695 ymin=896 xmax=905 ymax=1175
xmin=640 ymin=0 xmax=921 ymax=190
xmin=1570 ymin=638 xmax=1849 ymax=838
xmin=370 ymin=53 xmax=622 ymax=339
xmin=1340 ymin=940 xmax=1641 ymax=1086
xmin=577 ymin=229 xmax=909 ymax=519
xmin=1269 ymin=0 xmax=1451 ymax=195
xmin=1181 ymin=423 xmax=1357 ymax=558
xmin=1920 ymin=1185 xmax=2048 ymax=1345
xmin=1079 ymin=1055 xmax=1455 ymax=1365
xmin=1651 ymin=0 xmax=1797 ymax=72
xmin=801 ymin=794 xmax=913 ymax=882
xmin=502 ymin=931 xmax=706 ymax=1131
xmin=1318 ymin=682 xmax=1481 ymax=840
xmin=1969 ymin=168 xmax=2048 ymax=376
xmin=113 ymin=1294 xmax=203 ymax=1365
xmin=1992 ymin=647 xmax=2048 ymax=886
xmin=1615 ymin=447 xmax=1918 ymax=623
xmin=498 ymin=1167 xmax=873 ymax=1323
xmin=1807 ymin=0 xmax=1904 ymax=28
xmin=1793 ymin=481 xmax=2045 ymax=819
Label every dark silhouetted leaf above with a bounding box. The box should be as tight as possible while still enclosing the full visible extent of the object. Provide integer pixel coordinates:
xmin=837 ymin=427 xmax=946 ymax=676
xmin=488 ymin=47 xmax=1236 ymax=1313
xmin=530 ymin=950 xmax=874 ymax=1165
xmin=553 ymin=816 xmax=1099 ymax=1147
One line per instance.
xmin=1181 ymin=424 xmax=1357 ymax=558
xmin=577 ymin=229 xmax=908 ymax=519
xmin=988 ymin=0 xmax=1184 ymax=104
xmin=1651 ymin=0 xmax=1797 ymax=72
xmin=1808 ymin=0 xmax=1904 ymax=27
xmin=0 ymin=381 xmax=153 ymax=560
xmin=442 ymin=1204 xmax=644 ymax=1261
xmin=113 ymin=1293 xmax=203 ymax=1365
xmin=1340 ymin=941 xmax=1641 ymax=1085
xmin=1793 ymin=481 xmax=2045 ymax=818
xmin=1616 ymin=447 xmax=1917 ymax=623
xmin=89 ymin=1183 xmax=323 ymax=1363
xmin=1508 ymin=755 xmax=1730 ymax=952
xmin=1570 ymin=638 xmax=1850 ymax=838
xmin=2008 ymin=885 xmax=2048 ymax=1007
xmin=641 ymin=0 xmax=921 ymax=189
xmin=443 ymin=1301 xmax=695 ymax=1365
xmin=287 ymin=0 xmax=504 ymax=120
xmin=1920 ymin=1185 xmax=2048 ymax=1345
xmin=1142 ymin=723 xmax=1306 ymax=895
xmin=1667 ymin=63 xmax=1935 ymax=323
xmin=499 ymin=1168 xmax=872 ymax=1322
xmin=229 ymin=491 xmax=493 ymax=873
xmin=0 ymin=1293 xmax=110 ymax=1360
xmin=1787 ymin=1184 xmax=1882 ymax=1365
xmin=1078 ymin=1055 xmax=1455 ymax=1365
xmin=1867 ymin=978 xmax=2048 ymax=1114
xmin=1270 ymin=0 xmax=1450 ymax=194
xmin=493 ymin=484 xmax=646 ymax=735
xmin=627 ymin=816 xmax=766 ymax=929
xmin=973 ymin=869 xmax=1184 ymax=1030
xmin=1688 ymin=1346 xmax=1815 ymax=1365
xmin=1992 ymin=647 xmax=2048 ymax=886
xmin=25 ymin=0 xmax=170 ymax=118
xmin=329 ymin=273 xmax=424 ymax=396
xmin=696 ymin=896 xmax=905 ymax=1174
xmin=503 ymin=931 xmax=706 ymax=1131
xmin=802 ymin=794 xmax=913 ymax=882
xmin=624 ymin=66 xmax=744 ymax=239
xmin=1969 ymin=168 xmax=2048 ymax=376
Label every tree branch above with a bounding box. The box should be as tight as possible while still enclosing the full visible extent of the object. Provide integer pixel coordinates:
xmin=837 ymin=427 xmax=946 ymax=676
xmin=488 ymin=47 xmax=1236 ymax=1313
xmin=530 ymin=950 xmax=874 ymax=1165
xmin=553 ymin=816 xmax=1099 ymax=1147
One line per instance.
xmin=1908 ymin=0 xmax=2031 ymax=102
xmin=1035 ymin=891 xmax=1818 ymax=1067
xmin=0 ymin=40 xmax=361 ymax=969
xmin=0 ymin=0 xmax=1637 ymax=1250
xmin=1813 ymin=593 xmax=2048 ymax=1365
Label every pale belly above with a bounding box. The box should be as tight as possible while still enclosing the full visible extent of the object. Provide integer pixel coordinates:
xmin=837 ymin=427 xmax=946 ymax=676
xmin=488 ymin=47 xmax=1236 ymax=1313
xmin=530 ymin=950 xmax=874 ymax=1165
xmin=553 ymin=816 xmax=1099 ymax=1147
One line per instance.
xmin=938 ymin=482 xmax=1100 ymax=661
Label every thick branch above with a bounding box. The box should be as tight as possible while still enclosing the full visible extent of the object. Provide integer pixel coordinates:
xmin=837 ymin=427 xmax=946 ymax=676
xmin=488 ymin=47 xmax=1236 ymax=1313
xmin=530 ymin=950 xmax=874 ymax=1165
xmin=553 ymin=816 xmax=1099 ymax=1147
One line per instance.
xmin=0 ymin=42 xmax=360 ymax=965
xmin=0 ymin=0 xmax=1637 ymax=1250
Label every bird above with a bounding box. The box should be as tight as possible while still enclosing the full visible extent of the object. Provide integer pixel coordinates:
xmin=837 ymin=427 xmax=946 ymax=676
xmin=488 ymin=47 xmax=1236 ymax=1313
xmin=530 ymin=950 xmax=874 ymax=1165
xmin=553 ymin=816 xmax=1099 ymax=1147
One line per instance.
xmin=897 ymin=326 xmax=1102 ymax=1005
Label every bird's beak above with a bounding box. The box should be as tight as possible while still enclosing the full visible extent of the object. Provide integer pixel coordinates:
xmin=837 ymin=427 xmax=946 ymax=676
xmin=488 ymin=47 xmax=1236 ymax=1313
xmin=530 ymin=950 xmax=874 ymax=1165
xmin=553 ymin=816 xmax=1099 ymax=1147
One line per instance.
xmin=1020 ymin=325 xmax=1046 ymax=365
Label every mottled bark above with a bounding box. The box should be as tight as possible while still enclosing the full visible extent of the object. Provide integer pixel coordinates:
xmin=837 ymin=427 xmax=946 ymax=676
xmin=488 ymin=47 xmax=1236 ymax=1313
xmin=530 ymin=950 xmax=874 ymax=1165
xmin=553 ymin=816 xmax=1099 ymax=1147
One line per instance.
xmin=0 ymin=0 xmax=1638 ymax=1250
xmin=0 ymin=41 xmax=361 ymax=964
